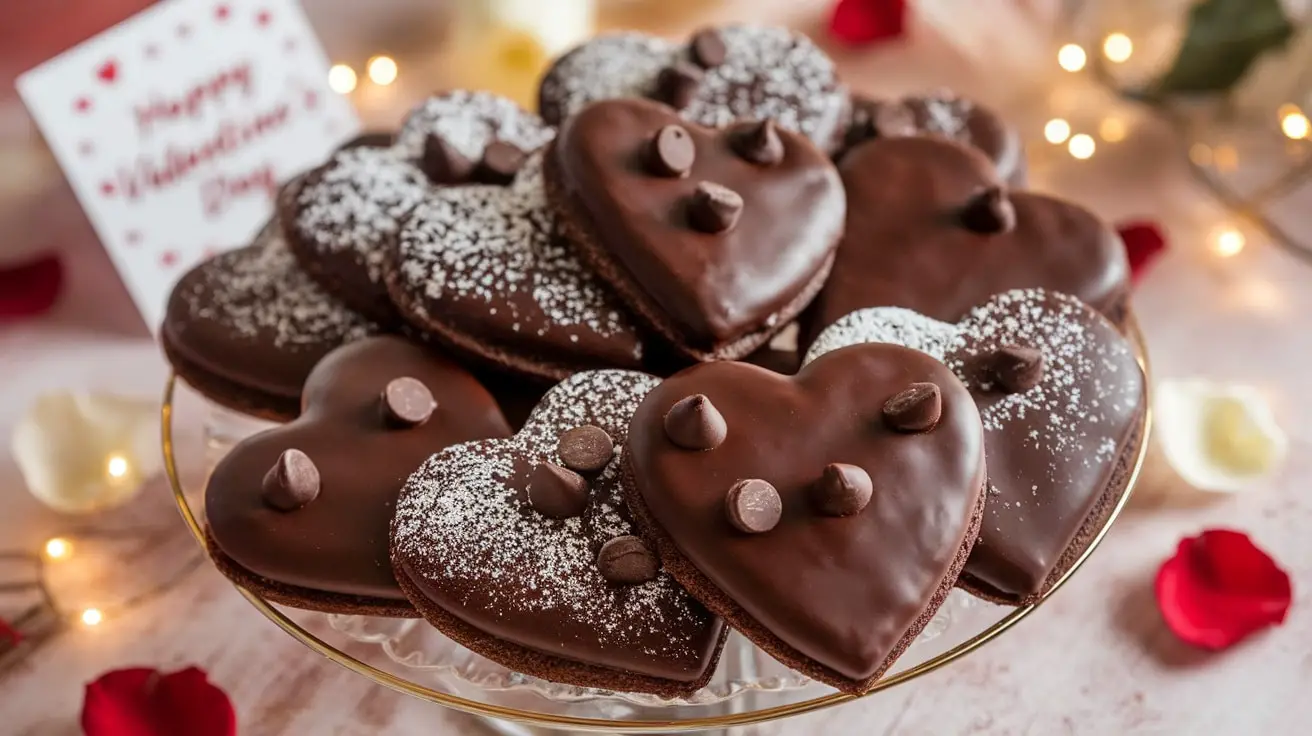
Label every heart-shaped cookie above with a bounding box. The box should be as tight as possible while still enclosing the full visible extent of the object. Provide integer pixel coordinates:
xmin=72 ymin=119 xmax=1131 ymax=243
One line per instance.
xmin=799 ymin=136 xmax=1128 ymax=350
xmin=386 ymin=151 xmax=648 ymax=381
xmin=842 ymin=92 xmax=1026 ymax=186
xmin=805 ymin=289 xmax=1146 ymax=604
xmin=205 ymin=336 xmax=511 ymax=616
xmin=539 ymin=25 xmax=849 ymax=153
xmin=391 ymin=370 xmax=726 ymax=697
xmin=546 ymin=98 xmax=845 ymax=362
xmin=285 ymin=92 xmax=554 ymax=326
xmin=623 ymin=344 xmax=987 ymax=693
xmin=162 ymin=213 xmax=376 ymax=421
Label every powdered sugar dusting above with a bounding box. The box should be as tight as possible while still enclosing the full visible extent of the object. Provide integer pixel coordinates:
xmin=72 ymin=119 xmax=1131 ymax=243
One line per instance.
xmin=294 ymin=146 xmax=431 ymax=283
xmin=541 ymin=25 xmax=846 ymax=147
xmin=395 ymin=90 xmax=556 ymax=160
xmin=393 ymin=370 xmax=706 ymax=660
xmin=394 ymin=152 xmax=639 ymax=352
xmin=805 ymin=289 xmax=1141 ymax=479
xmin=915 ymin=93 xmax=974 ymax=143
xmin=180 ymin=222 xmax=375 ymax=347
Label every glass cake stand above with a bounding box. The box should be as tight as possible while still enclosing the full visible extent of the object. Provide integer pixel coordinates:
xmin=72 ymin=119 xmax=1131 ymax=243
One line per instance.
xmin=160 ymin=323 xmax=1152 ymax=734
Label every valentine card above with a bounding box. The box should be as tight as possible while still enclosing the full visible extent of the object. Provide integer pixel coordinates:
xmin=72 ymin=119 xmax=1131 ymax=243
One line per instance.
xmin=17 ymin=0 xmax=359 ymax=329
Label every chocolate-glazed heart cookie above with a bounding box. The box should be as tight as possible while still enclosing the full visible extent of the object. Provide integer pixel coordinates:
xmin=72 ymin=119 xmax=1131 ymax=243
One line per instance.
xmin=205 ymin=336 xmax=511 ymax=616
xmin=285 ymin=92 xmax=555 ymax=326
xmin=161 ymin=213 xmax=376 ymax=421
xmin=805 ymin=289 xmax=1146 ymax=604
xmin=539 ymin=25 xmax=849 ymax=153
xmin=623 ymin=344 xmax=987 ymax=694
xmin=799 ymin=136 xmax=1128 ymax=350
xmin=545 ymin=98 xmax=845 ymax=362
xmin=391 ymin=370 xmax=726 ymax=697
xmin=386 ymin=151 xmax=648 ymax=381
xmin=841 ymin=91 xmax=1026 ymax=186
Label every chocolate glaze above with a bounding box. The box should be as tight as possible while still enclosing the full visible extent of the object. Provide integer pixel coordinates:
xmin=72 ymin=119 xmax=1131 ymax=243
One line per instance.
xmin=549 ymin=98 xmax=845 ymax=351
xmin=206 ymin=336 xmax=511 ymax=601
xmin=627 ymin=345 xmax=986 ymax=681
xmin=392 ymin=370 xmax=724 ymax=684
xmin=801 ymin=136 xmax=1128 ymax=350
xmin=161 ymin=215 xmax=376 ymax=418
xmin=843 ymin=93 xmax=1026 ymax=186
xmin=539 ymin=25 xmax=849 ymax=153
xmin=804 ymin=289 xmax=1145 ymax=600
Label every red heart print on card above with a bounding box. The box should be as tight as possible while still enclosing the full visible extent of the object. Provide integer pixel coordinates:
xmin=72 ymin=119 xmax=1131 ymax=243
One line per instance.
xmin=97 ymin=60 xmax=118 ymax=83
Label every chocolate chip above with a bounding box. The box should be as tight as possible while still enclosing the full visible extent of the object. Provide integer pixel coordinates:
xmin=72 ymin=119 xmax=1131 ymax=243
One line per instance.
xmin=381 ymin=376 xmax=437 ymax=427
xmin=596 ymin=535 xmax=659 ymax=585
xmin=663 ymin=394 xmax=728 ymax=450
xmin=689 ymin=28 xmax=727 ymax=68
xmin=654 ymin=61 xmax=703 ymax=110
xmin=687 ymin=181 xmax=742 ymax=233
xmin=473 ymin=141 xmax=527 ymax=185
xmin=989 ymin=345 xmax=1044 ymax=393
xmin=262 ymin=449 xmax=320 ymax=511
xmin=959 ymin=186 xmax=1017 ymax=234
xmin=647 ymin=124 xmax=695 ymax=177
xmin=420 ymin=133 xmax=474 ymax=185
xmin=882 ymin=382 xmax=942 ymax=433
xmin=558 ymin=425 xmax=614 ymax=474
xmin=812 ymin=463 xmax=873 ymax=516
xmin=528 ymin=461 xmax=589 ymax=519
xmin=732 ymin=119 xmax=784 ymax=166
xmin=872 ymin=101 xmax=918 ymax=138
xmin=725 ymin=479 xmax=782 ymax=534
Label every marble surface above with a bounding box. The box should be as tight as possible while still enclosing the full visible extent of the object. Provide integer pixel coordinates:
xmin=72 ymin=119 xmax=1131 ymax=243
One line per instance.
xmin=3 ymin=3 xmax=1312 ymax=734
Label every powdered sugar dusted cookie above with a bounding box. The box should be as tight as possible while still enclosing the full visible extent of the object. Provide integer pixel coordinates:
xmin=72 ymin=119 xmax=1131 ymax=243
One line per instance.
xmin=395 ymin=89 xmax=554 ymax=161
xmin=161 ymin=216 xmax=376 ymax=421
xmin=539 ymin=25 xmax=849 ymax=153
xmin=805 ymin=289 xmax=1146 ymax=605
xmin=386 ymin=151 xmax=646 ymax=381
xmin=391 ymin=370 xmax=725 ymax=697
xmin=842 ymin=91 xmax=1025 ymax=186
xmin=283 ymin=144 xmax=432 ymax=325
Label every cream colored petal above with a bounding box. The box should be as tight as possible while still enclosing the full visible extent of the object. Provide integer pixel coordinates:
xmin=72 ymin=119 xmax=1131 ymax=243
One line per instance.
xmin=1154 ymin=379 xmax=1287 ymax=493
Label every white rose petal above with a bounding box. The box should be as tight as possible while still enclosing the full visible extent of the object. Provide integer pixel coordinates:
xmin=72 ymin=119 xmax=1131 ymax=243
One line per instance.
xmin=1155 ymin=379 xmax=1287 ymax=493
xmin=10 ymin=392 xmax=161 ymax=514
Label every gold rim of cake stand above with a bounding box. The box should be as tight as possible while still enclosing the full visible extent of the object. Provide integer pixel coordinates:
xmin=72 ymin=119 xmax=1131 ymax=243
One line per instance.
xmin=161 ymin=319 xmax=1152 ymax=733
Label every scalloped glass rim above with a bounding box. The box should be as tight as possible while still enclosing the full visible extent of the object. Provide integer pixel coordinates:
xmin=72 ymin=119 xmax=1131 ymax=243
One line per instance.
xmin=160 ymin=317 xmax=1150 ymax=731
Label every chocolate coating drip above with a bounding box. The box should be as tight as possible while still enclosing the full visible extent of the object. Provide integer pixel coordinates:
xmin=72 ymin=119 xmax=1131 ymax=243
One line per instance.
xmin=655 ymin=62 xmax=703 ymax=109
xmin=664 ymin=394 xmax=728 ymax=450
xmin=262 ymin=449 xmax=321 ymax=511
xmin=421 ymin=133 xmax=474 ymax=184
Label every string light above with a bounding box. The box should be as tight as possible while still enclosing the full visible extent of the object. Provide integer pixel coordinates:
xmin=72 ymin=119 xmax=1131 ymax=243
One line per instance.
xmin=1044 ymin=118 xmax=1072 ymax=144
xmin=366 ymin=55 xmax=398 ymax=86
xmin=1099 ymin=117 xmax=1127 ymax=142
xmin=44 ymin=538 xmax=71 ymax=560
xmin=328 ymin=64 xmax=357 ymax=95
xmin=1212 ymin=227 xmax=1245 ymax=257
xmin=1068 ymin=134 xmax=1096 ymax=159
xmin=1058 ymin=44 xmax=1087 ymax=72
xmin=1103 ymin=33 xmax=1133 ymax=63
xmin=1280 ymin=110 xmax=1309 ymax=140
xmin=106 ymin=455 xmax=128 ymax=479
xmin=1213 ymin=144 xmax=1239 ymax=171
xmin=81 ymin=608 xmax=103 ymax=627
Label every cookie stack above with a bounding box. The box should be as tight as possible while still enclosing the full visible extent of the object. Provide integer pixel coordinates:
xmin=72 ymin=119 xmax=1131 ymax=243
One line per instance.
xmin=166 ymin=25 xmax=1145 ymax=698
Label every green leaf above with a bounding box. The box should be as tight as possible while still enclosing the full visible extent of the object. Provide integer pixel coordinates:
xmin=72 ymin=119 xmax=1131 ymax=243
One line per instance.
xmin=1150 ymin=0 xmax=1295 ymax=96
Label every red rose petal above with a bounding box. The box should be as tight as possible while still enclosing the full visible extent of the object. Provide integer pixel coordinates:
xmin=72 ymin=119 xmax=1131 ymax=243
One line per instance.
xmin=81 ymin=666 xmax=236 ymax=736
xmin=0 ymin=253 xmax=63 ymax=321
xmin=1116 ymin=220 xmax=1166 ymax=285
xmin=1155 ymin=529 xmax=1292 ymax=651
xmin=0 ymin=617 xmax=20 ymax=646
xmin=829 ymin=0 xmax=908 ymax=46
